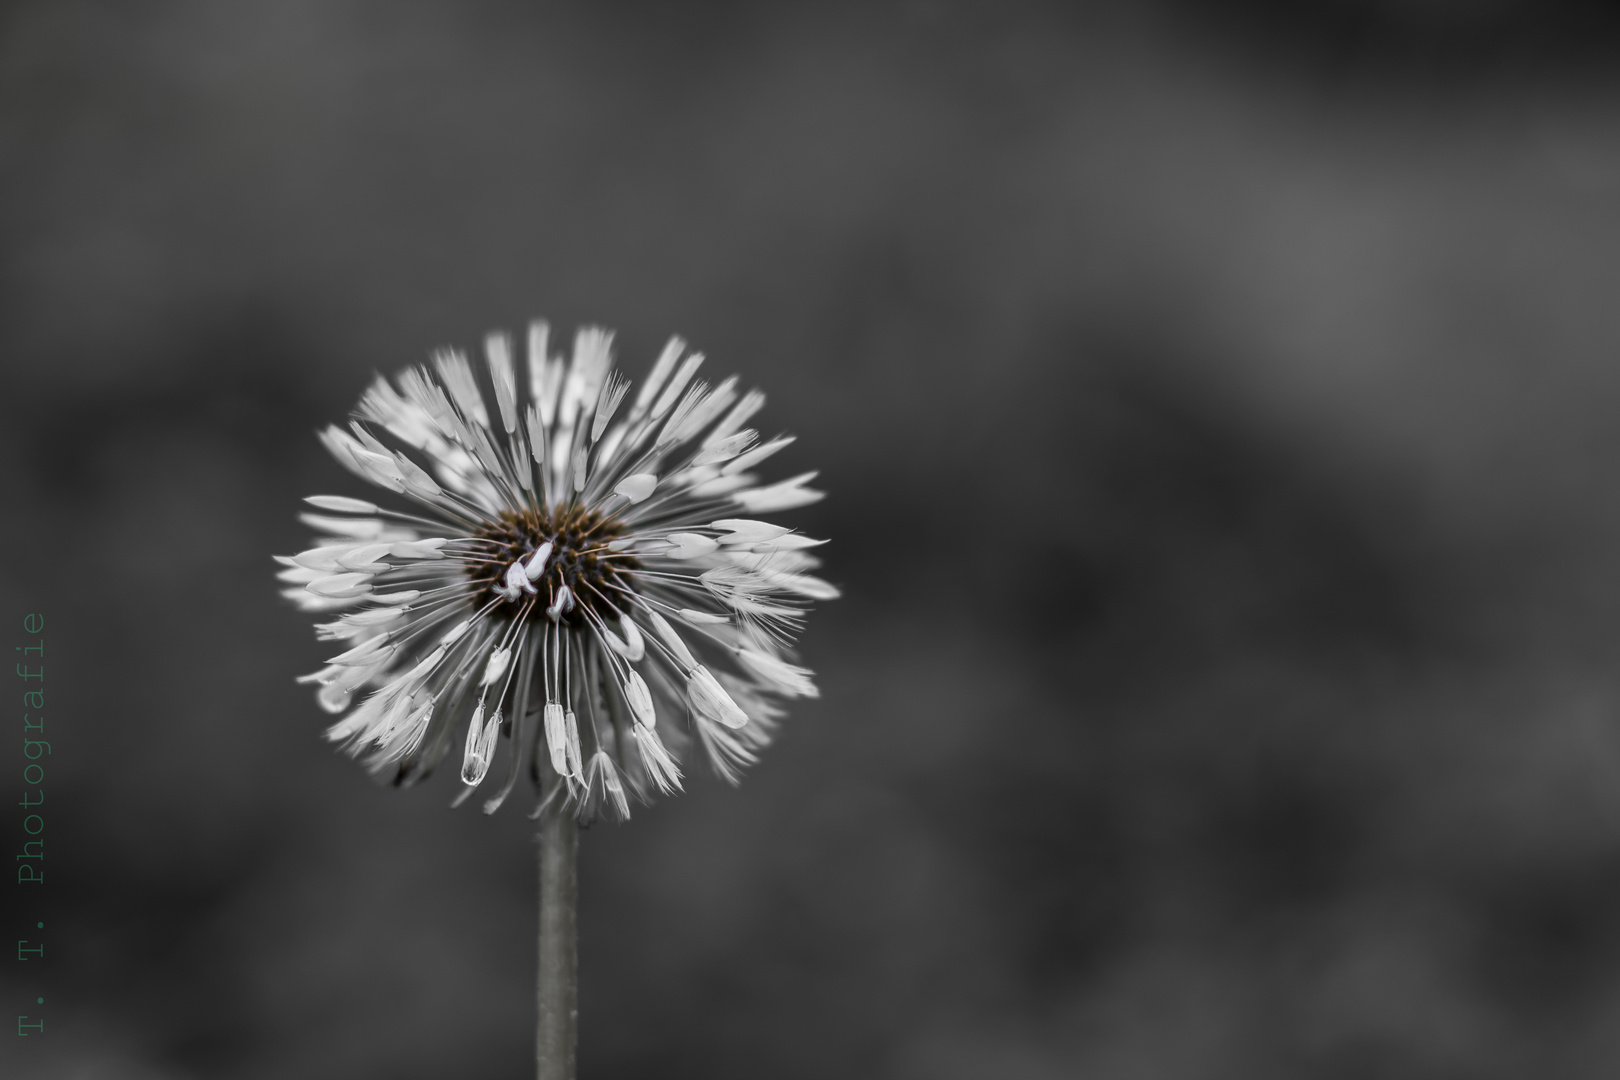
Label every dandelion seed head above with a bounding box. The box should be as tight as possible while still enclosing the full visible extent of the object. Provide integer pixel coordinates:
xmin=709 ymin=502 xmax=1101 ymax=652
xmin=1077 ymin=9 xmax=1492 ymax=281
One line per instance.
xmin=281 ymin=317 xmax=832 ymax=822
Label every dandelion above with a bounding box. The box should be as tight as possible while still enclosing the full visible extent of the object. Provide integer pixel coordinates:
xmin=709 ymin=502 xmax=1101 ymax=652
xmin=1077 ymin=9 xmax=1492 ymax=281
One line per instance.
xmin=277 ymin=320 xmax=832 ymax=1078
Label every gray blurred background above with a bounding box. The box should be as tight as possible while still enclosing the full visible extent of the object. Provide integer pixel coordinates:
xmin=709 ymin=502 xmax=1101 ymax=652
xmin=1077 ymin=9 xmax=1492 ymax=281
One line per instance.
xmin=5 ymin=0 xmax=1620 ymax=1076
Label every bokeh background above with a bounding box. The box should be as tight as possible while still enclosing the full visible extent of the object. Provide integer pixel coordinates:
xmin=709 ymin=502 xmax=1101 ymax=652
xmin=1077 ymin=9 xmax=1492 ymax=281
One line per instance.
xmin=6 ymin=1 xmax=1620 ymax=1076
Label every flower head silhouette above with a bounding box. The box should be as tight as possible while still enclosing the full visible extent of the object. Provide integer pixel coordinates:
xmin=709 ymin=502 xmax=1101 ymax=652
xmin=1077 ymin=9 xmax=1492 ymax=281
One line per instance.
xmin=279 ymin=321 xmax=832 ymax=820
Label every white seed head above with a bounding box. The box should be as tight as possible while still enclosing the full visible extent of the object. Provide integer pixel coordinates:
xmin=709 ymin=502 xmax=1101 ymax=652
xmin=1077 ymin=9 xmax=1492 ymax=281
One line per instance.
xmin=481 ymin=647 xmax=512 ymax=686
xmin=544 ymin=702 xmax=568 ymax=777
xmin=631 ymin=336 xmax=684 ymax=418
xmin=648 ymin=610 xmax=696 ymax=667
xmin=619 ymin=616 xmax=645 ymax=661
xmin=327 ymin=637 xmax=392 ymax=666
xmin=772 ymin=573 xmax=841 ymax=601
xmin=624 ymin=670 xmax=655 ymax=727
xmin=592 ymin=750 xmax=631 ymax=820
xmin=546 ymin=584 xmax=575 ymax=621
xmin=339 ymin=607 xmax=404 ymax=629
xmin=404 ymin=645 xmax=448 ymax=684
xmin=564 ymin=709 xmax=584 ymax=780
xmin=735 ymin=648 xmax=819 ymax=698
xmin=753 ymin=533 xmax=827 ymax=552
xmin=352 ymin=446 xmax=407 ymax=492
xmin=504 ymin=560 xmax=536 ymax=598
xmin=722 ymin=434 xmax=795 ymax=476
xmin=338 ymin=543 xmax=393 ymax=571
xmin=591 ymin=371 xmax=630 ymax=443
xmin=485 ymin=332 xmax=519 ymax=433
xmin=692 ymin=429 xmax=756 ymax=466
xmin=650 ymin=352 xmax=705 ymax=420
xmin=690 ymin=472 xmax=754 ymax=498
xmin=633 ymin=724 xmax=682 ymax=795
xmin=289 ymin=317 xmax=832 ymax=816
xmin=704 ymin=389 xmax=765 ymax=446
xmin=711 ymin=518 xmax=791 ymax=545
xmin=305 ymin=495 xmax=379 ymax=514
xmin=688 ymin=666 xmax=749 ymax=729
xmin=317 ymin=681 xmax=352 ymax=714
xmin=663 ymin=532 xmax=719 ymax=560
xmin=524 ymin=541 xmax=554 ymax=580
xmin=615 ymin=473 xmax=659 ymax=503
xmin=598 ymin=621 xmax=629 ymax=659
xmin=388 ymin=538 xmax=449 ymax=559
xmin=292 ymin=545 xmax=347 ymax=572
xmin=394 ymin=453 xmax=444 ymax=499
xmin=306 ymin=572 xmax=373 ymax=598
xmin=526 ymin=321 xmax=551 ymax=400
xmin=734 ymin=471 xmax=824 ymax=512
xmin=460 ymin=704 xmax=499 ymax=787
xmin=525 ymin=405 xmax=547 ymax=469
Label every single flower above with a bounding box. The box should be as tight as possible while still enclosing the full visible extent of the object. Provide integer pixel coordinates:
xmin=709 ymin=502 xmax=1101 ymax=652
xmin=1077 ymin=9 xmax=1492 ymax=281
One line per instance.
xmin=278 ymin=322 xmax=832 ymax=820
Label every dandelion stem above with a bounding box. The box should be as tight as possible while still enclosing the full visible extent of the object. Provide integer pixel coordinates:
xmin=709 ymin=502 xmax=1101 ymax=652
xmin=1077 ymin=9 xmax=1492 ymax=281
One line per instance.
xmin=536 ymin=803 xmax=577 ymax=1080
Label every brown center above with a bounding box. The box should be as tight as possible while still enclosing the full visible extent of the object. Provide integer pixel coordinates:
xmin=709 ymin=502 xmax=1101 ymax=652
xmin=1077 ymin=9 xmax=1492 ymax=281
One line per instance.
xmin=465 ymin=506 xmax=638 ymax=627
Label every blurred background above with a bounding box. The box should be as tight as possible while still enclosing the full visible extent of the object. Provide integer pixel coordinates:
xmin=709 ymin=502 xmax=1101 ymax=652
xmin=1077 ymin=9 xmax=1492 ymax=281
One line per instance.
xmin=5 ymin=0 xmax=1620 ymax=1076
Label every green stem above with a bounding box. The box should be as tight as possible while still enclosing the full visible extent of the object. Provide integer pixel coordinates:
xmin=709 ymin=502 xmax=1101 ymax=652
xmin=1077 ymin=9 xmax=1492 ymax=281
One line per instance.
xmin=537 ymin=805 xmax=577 ymax=1080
